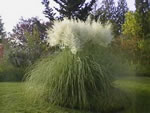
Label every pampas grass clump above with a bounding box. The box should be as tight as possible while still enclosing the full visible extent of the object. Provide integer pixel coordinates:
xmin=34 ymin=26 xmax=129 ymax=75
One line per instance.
xmin=25 ymin=18 xmax=121 ymax=112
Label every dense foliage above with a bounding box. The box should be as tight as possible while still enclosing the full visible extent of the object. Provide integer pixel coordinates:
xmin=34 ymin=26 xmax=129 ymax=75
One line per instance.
xmin=42 ymin=0 xmax=56 ymax=21
xmin=122 ymin=11 xmax=142 ymax=38
xmin=42 ymin=0 xmax=96 ymax=21
xmin=0 ymin=44 xmax=25 ymax=81
xmin=0 ymin=16 xmax=6 ymax=42
xmin=94 ymin=0 xmax=128 ymax=36
xmin=114 ymin=0 xmax=128 ymax=35
xmin=116 ymin=9 xmax=150 ymax=76
xmin=135 ymin=0 xmax=150 ymax=37
xmin=7 ymin=17 xmax=50 ymax=67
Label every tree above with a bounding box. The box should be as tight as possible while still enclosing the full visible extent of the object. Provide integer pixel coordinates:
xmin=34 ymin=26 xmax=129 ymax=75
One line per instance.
xmin=53 ymin=0 xmax=96 ymax=21
xmin=8 ymin=17 xmax=50 ymax=67
xmin=135 ymin=0 xmax=150 ymax=13
xmin=42 ymin=0 xmax=56 ymax=21
xmin=135 ymin=0 xmax=150 ymax=37
xmin=122 ymin=11 xmax=142 ymax=38
xmin=93 ymin=0 xmax=128 ymax=36
xmin=9 ymin=17 xmax=48 ymax=46
xmin=114 ymin=0 xmax=128 ymax=36
xmin=0 ymin=16 xmax=6 ymax=43
xmin=95 ymin=0 xmax=116 ymax=24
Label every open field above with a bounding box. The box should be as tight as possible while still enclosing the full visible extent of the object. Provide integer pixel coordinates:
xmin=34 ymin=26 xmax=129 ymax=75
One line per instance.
xmin=0 ymin=76 xmax=150 ymax=113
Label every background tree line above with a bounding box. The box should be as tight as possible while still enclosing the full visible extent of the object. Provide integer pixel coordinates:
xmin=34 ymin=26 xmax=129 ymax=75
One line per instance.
xmin=0 ymin=0 xmax=150 ymax=81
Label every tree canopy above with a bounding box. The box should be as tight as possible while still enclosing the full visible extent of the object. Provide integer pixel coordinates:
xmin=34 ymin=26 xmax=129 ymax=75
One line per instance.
xmin=42 ymin=0 xmax=56 ymax=21
xmin=0 ymin=16 xmax=6 ymax=43
xmin=42 ymin=0 xmax=96 ymax=21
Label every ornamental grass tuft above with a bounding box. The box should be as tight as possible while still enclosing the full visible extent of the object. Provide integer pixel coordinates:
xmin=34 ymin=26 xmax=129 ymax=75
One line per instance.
xmin=25 ymin=18 xmax=127 ymax=112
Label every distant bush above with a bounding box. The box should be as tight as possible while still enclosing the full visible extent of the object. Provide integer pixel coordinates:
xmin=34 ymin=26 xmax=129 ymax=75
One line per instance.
xmin=111 ymin=35 xmax=150 ymax=76
xmin=0 ymin=42 xmax=26 ymax=82
xmin=0 ymin=59 xmax=25 ymax=82
xmin=135 ymin=39 xmax=150 ymax=76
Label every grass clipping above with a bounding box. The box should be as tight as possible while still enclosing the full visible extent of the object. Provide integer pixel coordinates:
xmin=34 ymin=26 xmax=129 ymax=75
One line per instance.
xmin=25 ymin=18 xmax=122 ymax=112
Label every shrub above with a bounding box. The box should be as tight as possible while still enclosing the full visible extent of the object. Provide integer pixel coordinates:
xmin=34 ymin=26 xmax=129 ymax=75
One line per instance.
xmin=0 ymin=59 xmax=25 ymax=82
xmin=0 ymin=42 xmax=26 ymax=82
xmin=111 ymin=35 xmax=150 ymax=76
xmin=136 ymin=39 xmax=150 ymax=76
xmin=25 ymin=18 xmax=128 ymax=112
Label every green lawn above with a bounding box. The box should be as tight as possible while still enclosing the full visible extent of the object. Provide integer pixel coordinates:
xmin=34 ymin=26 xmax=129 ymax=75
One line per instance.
xmin=0 ymin=76 xmax=150 ymax=113
xmin=115 ymin=76 xmax=150 ymax=113
xmin=0 ymin=83 xmax=92 ymax=113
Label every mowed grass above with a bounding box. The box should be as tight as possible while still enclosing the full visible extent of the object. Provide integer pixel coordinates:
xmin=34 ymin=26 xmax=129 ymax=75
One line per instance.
xmin=0 ymin=76 xmax=150 ymax=113
xmin=115 ymin=76 xmax=150 ymax=113
xmin=0 ymin=82 xmax=27 ymax=113
xmin=0 ymin=83 xmax=92 ymax=113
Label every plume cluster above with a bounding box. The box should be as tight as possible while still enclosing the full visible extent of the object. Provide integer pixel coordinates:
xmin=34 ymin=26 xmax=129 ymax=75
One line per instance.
xmin=47 ymin=18 xmax=113 ymax=54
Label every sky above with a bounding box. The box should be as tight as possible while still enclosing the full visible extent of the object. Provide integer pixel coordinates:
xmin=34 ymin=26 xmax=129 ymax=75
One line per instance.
xmin=0 ymin=0 xmax=135 ymax=33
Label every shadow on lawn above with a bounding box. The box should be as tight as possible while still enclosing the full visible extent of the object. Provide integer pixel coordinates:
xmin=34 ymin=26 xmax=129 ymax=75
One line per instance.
xmin=131 ymin=90 xmax=150 ymax=113
xmin=119 ymin=77 xmax=150 ymax=113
